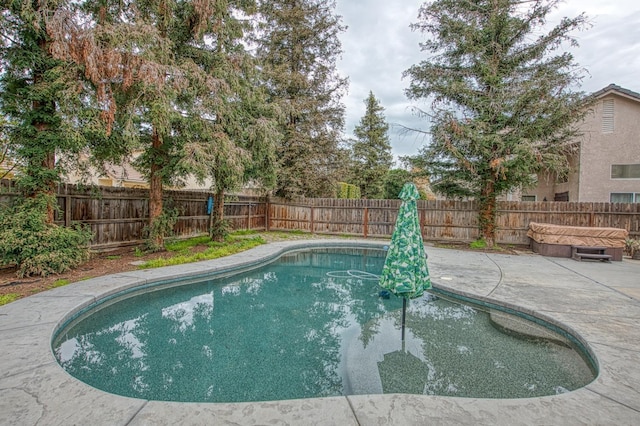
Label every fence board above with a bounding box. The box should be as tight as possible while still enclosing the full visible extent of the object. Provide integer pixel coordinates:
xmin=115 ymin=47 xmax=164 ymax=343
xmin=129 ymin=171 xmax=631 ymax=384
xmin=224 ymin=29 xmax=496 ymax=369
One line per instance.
xmin=1 ymin=180 xmax=639 ymax=248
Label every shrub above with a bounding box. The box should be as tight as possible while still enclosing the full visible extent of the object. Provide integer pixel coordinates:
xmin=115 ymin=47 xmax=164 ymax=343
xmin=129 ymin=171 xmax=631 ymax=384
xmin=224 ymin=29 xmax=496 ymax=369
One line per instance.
xmin=142 ymin=206 xmax=179 ymax=252
xmin=0 ymin=195 xmax=93 ymax=277
xmin=336 ymin=182 xmax=361 ymax=199
xmin=624 ymin=238 xmax=640 ymax=258
xmin=209 ymin=217 xmax=230 ymax=242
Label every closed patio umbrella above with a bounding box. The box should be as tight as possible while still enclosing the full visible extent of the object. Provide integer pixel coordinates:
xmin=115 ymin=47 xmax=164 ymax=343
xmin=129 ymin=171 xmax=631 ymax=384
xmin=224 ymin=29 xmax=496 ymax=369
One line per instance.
xmin=379 ymin=182 xmax=431 ymax=340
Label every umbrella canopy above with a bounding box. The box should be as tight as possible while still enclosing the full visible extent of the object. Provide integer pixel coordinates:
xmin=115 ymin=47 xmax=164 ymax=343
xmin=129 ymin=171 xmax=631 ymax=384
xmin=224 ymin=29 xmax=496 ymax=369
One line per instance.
xmin=379 ymin=182 xmax=431 ymax=299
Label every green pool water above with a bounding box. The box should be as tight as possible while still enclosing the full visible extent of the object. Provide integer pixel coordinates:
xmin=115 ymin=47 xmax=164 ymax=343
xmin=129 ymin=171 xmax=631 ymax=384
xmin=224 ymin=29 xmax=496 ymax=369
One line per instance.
xmin=53 ymin=248 xmax=596 ymax=403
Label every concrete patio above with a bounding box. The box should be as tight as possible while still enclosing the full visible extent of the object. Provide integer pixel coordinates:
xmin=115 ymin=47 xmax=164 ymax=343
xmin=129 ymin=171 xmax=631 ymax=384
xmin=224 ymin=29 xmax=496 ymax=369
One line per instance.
xmin=1 ymin=239 xmax=639 ymax=425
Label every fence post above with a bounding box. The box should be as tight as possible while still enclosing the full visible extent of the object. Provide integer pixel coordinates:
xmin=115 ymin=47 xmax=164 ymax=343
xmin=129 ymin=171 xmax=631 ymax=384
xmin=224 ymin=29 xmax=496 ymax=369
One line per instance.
xmin=310 ymin=205 xmax=315 ymax=234
xmin=247 ymin=203 xmax=251 ymax=230
xmin=265 ymin=198 xmax=271 ymax=231
xmin=363 ymin=207 xmax=369 ymax=238
xmin=65 ymin=195 xmax=72 ymax=227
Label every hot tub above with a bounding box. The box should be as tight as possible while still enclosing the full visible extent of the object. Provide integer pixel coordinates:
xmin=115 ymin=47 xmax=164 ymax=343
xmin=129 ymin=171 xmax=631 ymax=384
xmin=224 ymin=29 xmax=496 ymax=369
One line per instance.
xmin=527 ymin=222 xmax=627 ymax=261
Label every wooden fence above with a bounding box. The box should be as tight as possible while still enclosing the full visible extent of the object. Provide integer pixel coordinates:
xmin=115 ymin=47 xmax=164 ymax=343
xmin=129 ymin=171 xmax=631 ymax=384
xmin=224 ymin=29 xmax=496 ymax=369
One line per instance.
xmin=0 ymin=181 xmax=266 ymax=249
xmin=1 ymin=180 xmax=639 ymax=248
xmin=268 ymin=198 xmax=640 ymax=244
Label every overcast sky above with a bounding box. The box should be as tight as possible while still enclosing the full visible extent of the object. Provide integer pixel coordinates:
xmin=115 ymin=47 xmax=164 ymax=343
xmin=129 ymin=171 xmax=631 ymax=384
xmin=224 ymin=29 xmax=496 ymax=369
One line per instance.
xmin=335 ymin=0 xmax=640 ymax=163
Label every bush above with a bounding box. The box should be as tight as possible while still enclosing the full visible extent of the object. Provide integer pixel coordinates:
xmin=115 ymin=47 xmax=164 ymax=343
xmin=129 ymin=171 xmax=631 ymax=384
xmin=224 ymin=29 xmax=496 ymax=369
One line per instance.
xmin=142 ymin=206 xmax=179 ymax=252
xmin=336 ymin=182 xmax=361 ymax=199
xmin=0 ymin=195 xmax=93 ymax=277
xmin=209 ymin=217 xmax=230 ymax=242
xmin=624 ymin=238 xmax=640 ymax=258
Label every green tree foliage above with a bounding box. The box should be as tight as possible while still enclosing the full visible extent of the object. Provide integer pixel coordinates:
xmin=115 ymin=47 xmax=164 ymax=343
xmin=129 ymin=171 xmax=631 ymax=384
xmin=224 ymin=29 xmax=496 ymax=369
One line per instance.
xmin=383 ymin=169 xmax=412 ymax=199
xmin=0 ymin=0 xmax=96 ymax=220
xmin=256 ymin=0 xmax=348 ymax=198
xmin=0 ymin=1 xmax=100 ymax=274
xmin=50 ymin=1 xmax=279 ymax=247
xmin=404 ymin=0 xmax=591 ymax=245
xmin=336 ymin=182 xmax=360 ymax=199
xmin=350 ymin=91 xmax=393 ymax=199
xmin=48 ymin=0 xmax=190 ymax=249
xmin=0 ymin=115 xmax=17 ymax=179
xmin=192 ymin=1 xmax=281 ymax=241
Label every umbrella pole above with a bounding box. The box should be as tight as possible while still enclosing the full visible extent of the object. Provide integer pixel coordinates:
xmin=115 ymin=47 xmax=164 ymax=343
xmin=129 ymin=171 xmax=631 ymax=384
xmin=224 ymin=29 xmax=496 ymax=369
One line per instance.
xmin=401 ymin=298 xmax=407 ymax=341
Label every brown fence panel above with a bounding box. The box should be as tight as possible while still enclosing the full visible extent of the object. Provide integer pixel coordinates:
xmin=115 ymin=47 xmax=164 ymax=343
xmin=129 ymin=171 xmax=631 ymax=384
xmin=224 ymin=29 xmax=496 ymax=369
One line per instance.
xmin=264 ymin=198 xmax=640 ymax=244
xmin=268 ymin=200 xmax=312 ymax=232
xmin=367 ymin=200 xmax=401 ymax=237
xmin=419 ymin=200 xmax=478 ymax=242
xmin=2 ymin=179 xmax=639 ymax=247
xmin=71 ymin=188 xmax=150 ymax=247
xmin=224 ymin=201 xmax=266 ymax=231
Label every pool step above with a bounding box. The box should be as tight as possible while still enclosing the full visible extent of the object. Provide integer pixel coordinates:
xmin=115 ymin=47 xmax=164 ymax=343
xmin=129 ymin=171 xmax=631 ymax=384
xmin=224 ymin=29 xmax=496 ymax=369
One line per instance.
xmin=571 ymin=246 xmax=612 ymax=262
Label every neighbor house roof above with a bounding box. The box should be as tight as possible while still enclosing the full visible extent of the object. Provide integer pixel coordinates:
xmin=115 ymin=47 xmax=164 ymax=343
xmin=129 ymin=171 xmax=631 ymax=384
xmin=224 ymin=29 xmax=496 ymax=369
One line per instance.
xmin=592 ymin=84 xmax=640 ymax=103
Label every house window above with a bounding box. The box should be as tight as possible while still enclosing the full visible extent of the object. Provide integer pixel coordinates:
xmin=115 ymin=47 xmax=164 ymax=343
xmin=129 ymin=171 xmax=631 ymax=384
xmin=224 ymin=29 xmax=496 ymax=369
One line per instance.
xmin=602 ymin=99 xmax=614 ymax=133
xmin=521 ymin=195 xmax=536 ymax=201
xmin=610 ymin=193 xmax=640 ymax=203
xmin=611 ymin=164 xmax=640 ymax=179
xmin=554 ymin=192 xmax=569 ymax=201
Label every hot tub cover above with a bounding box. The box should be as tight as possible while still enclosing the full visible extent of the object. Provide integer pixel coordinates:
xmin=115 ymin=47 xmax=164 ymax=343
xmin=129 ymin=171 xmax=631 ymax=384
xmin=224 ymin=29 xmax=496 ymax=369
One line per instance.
xmin=527 ymin=222 xmax=627 ymax=248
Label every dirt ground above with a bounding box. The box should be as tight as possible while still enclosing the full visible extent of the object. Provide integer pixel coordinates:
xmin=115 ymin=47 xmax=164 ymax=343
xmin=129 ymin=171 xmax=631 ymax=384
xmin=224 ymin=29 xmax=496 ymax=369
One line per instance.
xmin=0 ymin=246 xmax=173 ymax=301
xmin=0 ymin=232 xmax=331 ymax=301
xmin=0 ymin=234 xmax=530 ymax=303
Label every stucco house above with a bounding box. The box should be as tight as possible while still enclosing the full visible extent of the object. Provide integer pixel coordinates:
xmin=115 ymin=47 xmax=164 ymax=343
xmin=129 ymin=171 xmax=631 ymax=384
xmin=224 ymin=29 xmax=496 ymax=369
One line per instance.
xmin=64 ymin=151 xmax=212 ymax=191
xmin=523 ymin=84 xmax=640 ymax=203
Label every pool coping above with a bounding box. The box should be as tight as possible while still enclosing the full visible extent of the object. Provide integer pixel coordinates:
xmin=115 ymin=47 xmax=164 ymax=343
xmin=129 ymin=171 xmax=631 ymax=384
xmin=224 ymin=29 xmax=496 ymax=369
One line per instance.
xmin=1 ymin=239 xmax=640 ymax=425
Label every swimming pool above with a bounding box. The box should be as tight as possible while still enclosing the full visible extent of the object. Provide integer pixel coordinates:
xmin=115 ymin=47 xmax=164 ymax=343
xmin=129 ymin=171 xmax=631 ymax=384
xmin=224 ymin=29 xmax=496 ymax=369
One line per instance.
xmin=52 ymin=247 xmax=596 ymax=403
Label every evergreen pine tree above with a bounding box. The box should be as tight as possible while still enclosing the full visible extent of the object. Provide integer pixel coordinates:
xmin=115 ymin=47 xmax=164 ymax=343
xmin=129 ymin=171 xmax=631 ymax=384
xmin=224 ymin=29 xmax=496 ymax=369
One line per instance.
xmin=404 ymin=0 xmax=591 ymax=245
xmin=0 ymin=1 xmax=91 ymax=221
xmin=49 ymin=1 xmax=279 ymax=247
xmin=256 ymin=0 xmax=348 ymax=198
xmin=351 ymin=91 xmax=393 ymax=199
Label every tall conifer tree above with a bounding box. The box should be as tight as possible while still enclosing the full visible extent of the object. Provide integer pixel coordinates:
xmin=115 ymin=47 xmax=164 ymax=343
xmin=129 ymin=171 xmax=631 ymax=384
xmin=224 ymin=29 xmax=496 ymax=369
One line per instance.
xmin=351 ymin=91 xmax=393 ymax=199
xmin=404 ymin=0 xmax=591 ymax=245
xmin=256 ymin=0 xmax=348 ymax=198
xmin=0 ymin=1 xmax=91 ymax=221
xmin=0 ymin=1 xmax=98 ymax=275
xmin=49 ymin=1 xmax=279 ymax=247
xmin=187 ymin=0 xmax=281 ymax=241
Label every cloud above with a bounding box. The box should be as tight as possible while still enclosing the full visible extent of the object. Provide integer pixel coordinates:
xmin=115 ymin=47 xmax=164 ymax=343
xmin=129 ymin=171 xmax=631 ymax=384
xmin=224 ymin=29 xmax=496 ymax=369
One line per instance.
xmin=336 ymin=0 xmax=640 ymax=161
xmin=336 ymin=0 xmax=427 ymax=161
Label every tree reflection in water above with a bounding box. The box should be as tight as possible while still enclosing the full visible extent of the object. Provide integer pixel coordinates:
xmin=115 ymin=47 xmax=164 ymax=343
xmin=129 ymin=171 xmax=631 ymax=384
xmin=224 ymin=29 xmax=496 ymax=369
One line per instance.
xmin=54 ymin=248 xmax=594 ymax=402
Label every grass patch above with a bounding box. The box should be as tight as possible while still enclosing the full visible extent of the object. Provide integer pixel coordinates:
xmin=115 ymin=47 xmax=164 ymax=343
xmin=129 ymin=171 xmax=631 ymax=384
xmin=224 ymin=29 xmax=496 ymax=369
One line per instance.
xmin=469 ymin=239 xmax=488 ymax=249
xmin=165 ymin=235 xmax=212 ymax=252
xmin=139 ymin=236 xmax=266 ymax=269
xmin=0 ymin=293 xmax=19 ymax=306
xmin=106 ymin=255 xmax=121 ymax=260
xmin=50 ymin=279 xmax=71 ymax=288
